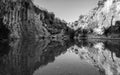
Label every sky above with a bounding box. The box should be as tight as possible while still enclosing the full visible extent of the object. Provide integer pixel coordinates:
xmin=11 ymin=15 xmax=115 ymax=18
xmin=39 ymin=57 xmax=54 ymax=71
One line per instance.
xmin=33 ymin=0 xmax=99 ymax=22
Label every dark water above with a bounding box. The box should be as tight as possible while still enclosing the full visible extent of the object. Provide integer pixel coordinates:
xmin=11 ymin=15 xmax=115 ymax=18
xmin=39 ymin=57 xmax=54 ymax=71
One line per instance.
xmin=0 ymin=39 xmax=120 ymax=75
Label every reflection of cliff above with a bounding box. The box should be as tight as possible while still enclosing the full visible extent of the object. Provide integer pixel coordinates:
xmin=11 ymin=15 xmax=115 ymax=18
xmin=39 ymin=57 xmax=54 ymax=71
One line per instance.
xmin=0 ymin=39 xmax=73 ymax=75
xmin=69 ymin=40 xmax=120 ymax=75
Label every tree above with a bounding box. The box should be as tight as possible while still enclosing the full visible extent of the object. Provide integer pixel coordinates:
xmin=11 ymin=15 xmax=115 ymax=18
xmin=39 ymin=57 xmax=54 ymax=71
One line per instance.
xmin=98 ymin=0 xmax=107 ymax=6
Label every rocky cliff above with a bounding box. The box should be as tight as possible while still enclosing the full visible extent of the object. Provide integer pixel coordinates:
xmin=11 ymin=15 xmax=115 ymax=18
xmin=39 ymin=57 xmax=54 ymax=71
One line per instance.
xmin=0 ymin=0 xmax=69 ymax=39
xmin=70 ymin=0 xmax=120 ymax=38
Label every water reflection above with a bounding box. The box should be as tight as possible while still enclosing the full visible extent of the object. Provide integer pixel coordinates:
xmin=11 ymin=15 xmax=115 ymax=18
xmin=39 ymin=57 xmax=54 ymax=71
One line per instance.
xmin=0 ymin=39 xmax=120 ymax=75
xmin=72 ymin=39 xmax=120 ymax=75
xmin=0 ymin=39 xmax=73 ymax=75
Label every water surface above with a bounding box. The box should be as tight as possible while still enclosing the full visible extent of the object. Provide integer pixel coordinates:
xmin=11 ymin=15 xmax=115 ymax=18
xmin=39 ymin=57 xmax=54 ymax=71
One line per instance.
xmin=0 ymin=39 xmax=120 ymax=75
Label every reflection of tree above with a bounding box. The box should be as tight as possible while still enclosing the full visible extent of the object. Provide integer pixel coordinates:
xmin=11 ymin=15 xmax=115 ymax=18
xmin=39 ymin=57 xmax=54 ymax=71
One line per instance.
xmin=104 ymin=40 xmax=120 ymax=58
xmin=0 ymin=39 xmax=73 ymax=75
xmin=70 ymin=39 xmax=120 ymax=75
xmin=75 ymin=39 xmax=94 ymax=48
xmin=0 ymin=40 xmax=10 ymax=57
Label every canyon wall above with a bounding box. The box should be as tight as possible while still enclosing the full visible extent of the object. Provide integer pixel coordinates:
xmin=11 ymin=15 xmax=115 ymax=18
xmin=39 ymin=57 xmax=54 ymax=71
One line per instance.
xmin=69 ymin=0 xmax=120 ymax=38
xmin=0 ymin=0 xmax=69 ymax=39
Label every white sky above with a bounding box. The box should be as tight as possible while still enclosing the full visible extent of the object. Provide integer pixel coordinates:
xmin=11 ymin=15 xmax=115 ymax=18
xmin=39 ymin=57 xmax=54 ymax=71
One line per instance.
xmin=34 ymin=0 xmax=99 ymax=22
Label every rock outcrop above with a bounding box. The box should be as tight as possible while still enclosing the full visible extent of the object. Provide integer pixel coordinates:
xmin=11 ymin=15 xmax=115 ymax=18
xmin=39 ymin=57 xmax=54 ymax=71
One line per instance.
xmin=70 ymin=0 xmax=120 ymax=38
xmin=0 ymin=0 xmax=69 ymax=39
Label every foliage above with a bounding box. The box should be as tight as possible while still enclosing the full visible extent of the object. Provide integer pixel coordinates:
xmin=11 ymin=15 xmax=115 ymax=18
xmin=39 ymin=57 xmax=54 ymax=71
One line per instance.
xmin=33 ymin=5 xmax=68 ymax=35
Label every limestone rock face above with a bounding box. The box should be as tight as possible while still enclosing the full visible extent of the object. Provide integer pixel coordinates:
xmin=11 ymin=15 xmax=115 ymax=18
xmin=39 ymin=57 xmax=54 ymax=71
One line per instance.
xmin=0 ymin=0 xmax=68 ymax=39
xmin=0 ymin=0 xmax=50 ymax=39
xmin=92 ymin=0 xmax=120 ymax=35
xmin=71 ymin=0 xmax=120 ymax=36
